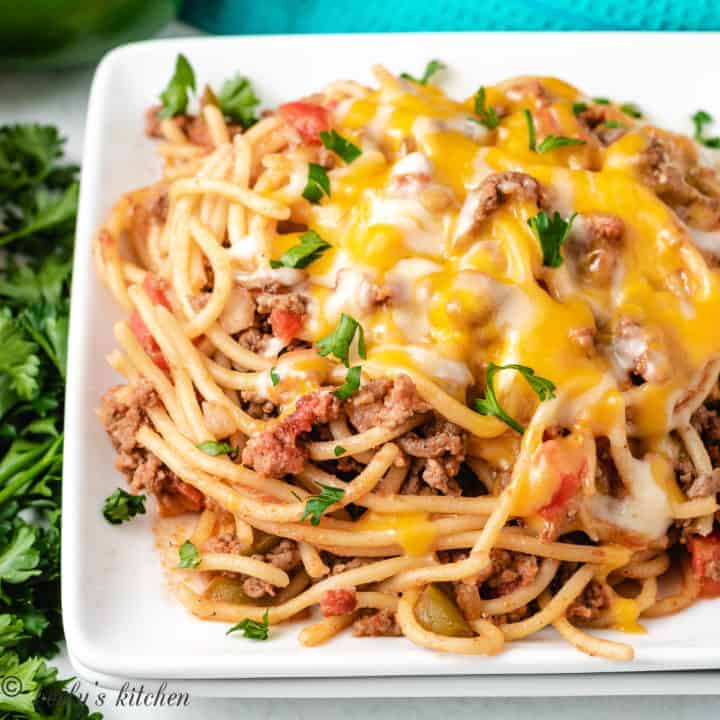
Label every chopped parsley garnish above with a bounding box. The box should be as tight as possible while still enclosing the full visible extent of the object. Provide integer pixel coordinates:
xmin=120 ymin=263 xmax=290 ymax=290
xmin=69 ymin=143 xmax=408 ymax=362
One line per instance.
xmin=537 ymin=136 xmax=585 ymax=153
xmin=270 ymin=229 xmax=331 ymax=269
xmin=400 ymin=59 xmax=446 ymax=85
xmin=524 ymin=109 xmax=536 ymax=151
xmin=102 ymin=488 xmax=146 ymax=525
xmin=473 ymin=87 xmax=500 ymax=130
xmin=319 ymin=129 xmax=362 ymax=164
xmin=525 ymin=109 xmax=585 ymax=154
xmin=270 ymin=366 xmax=280 ymax=386
xmin=603 ymin=120 xmax=623 ymax=129
xmin=592 ymin=97 xmax=610 ymax=105
xmin=316 ymin=314 xmax=366 ymax=367
xmin=217 ymin=73 xmax=260 ymax=128
xmin=227 ymin=609 xmax=270 ymax=640
xmin=197 ymin=440 xmax=238 ymax=459
xmin=334 ymin=445 xmax=347 ymax=457
xmin=692 ymin=110 xmax=720 ymax=149
xmin=178 ymin=539 xmax=201 ymax=568
xmin=301 ymin=483 xmax=346 ymax=525
xmin=527 ymin=210 xmax=577 ymax=268
xmin=334 ymin=365 xmax=362 ymax=400
xmin=620 ymin=102 xmax=643 ymax=119
xmin=159 ymin=53 xmax=196 ymax=118
xmin=302 ymin=162 xmax=331 ymax=203
xmin=474 ymin=363 xmax=557 ymax=434
xmin=572 ymin=102 xmax=588 ymax=116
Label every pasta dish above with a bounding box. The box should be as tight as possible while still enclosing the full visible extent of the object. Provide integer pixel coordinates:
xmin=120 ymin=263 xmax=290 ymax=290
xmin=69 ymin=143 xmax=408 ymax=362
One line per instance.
xmin=95 ymin=56 xmax=720 ymax=659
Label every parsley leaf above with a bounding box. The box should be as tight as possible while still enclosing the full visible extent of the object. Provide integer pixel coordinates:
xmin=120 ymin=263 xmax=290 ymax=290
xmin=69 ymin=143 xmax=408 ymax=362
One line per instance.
xmin=197 ymin=440 xmax=237 ymax=458
xmin=319 ymin=129 xmax=362 ymax=164
xmin=524 ymin=109 xmax=584 ymax=154
xmin=537 ymin=136 xmax=585 ymax=153
xmin=602 ymin=120 xmax=623 ymax=129
xmin=0 ymin=124 xmax=65 ymax=191
xmin=474 ymin=362 xmax=557 ymax=434
xmin=0 ymin=182 xmax=79 ymax=247
xmin=692 ymin=110 xmax=720 ymax=148
xmin=0 ymin=525 xmax=41 ymax=590
xmin=269 ymin=230 xmax=331 ymax=269
xmin=301 ymin=483 xmax=346 ymax=525
xmin=302 ymin=162 xmax=331 ymax=203
xmin=333 ymin=366 xmax=362 ymax=400
xmin=524 ymin=109 xmax=537 ymax=151
xmin=473 ymin=87 xmax=499 ymax=130
xmin=592 ymin=97 xmax=610 ymax=105
xmin=572 ymin=102 xmax=589 ymax=116
xmin=178 ymin=539 xmax=201 ymax=569
xmin=270 ymin=367 xmax=280 ymax=386
xmin=334 ymin=446 xmax=346 ymax=457
xmin=0 ymin=309 xmax=40 ymax=401
xmin=400 ymin=59 xmax=446 ymax=85
xmin=527 ymin=210 xmax=577 ymax=268
xmin=316 ymin=314 xmax=366 ymax=367
xmin=102 ymin=488 xmax=146 ymax=525
xmin=217 ymin=73 xmax=260 ymax=128
xmin=227 ymin=609 xmax=270 ymax=640
xmin=159 ymin=53 xmax=196 ymax=118
xmin=620 ymin=102 xmax=643 ymax=119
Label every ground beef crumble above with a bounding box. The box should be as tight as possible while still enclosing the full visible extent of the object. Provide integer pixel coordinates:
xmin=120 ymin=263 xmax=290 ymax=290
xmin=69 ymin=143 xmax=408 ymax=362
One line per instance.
xmin=352 ymin=609 xmax=402 ymax=637
xmin=241 ymin=391 xmax=341 ymax=477
xmin=99 ymin=381 xmax=204 ymax=516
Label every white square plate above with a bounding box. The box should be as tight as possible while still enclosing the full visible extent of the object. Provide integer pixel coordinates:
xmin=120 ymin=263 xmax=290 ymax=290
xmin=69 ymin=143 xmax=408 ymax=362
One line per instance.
xmin=64 ymin=32 xmax=720 ymax=685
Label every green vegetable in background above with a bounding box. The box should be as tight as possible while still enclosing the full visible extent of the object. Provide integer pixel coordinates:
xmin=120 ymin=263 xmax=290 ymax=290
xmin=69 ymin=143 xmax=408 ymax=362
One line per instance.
xmin=0 ymin=0 xmax=179 ymax=71
xmin=0 ymin=124 xmax=99 ymax=717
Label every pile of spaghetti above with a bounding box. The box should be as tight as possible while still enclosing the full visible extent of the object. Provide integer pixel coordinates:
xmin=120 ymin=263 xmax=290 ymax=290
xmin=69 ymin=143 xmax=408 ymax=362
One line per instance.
xmin=96 ymin=56 xmax=720 ymax=659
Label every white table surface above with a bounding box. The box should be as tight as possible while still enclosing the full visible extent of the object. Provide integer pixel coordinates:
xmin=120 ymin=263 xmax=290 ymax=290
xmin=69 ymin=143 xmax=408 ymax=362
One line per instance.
xmin=2 ymin=21 xmax=718 ymax=719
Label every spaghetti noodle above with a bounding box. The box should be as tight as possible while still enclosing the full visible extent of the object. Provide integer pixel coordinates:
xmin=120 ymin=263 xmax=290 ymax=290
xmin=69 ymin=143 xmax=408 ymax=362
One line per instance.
xmin=96 ymin=58 xmax=720 ymax=660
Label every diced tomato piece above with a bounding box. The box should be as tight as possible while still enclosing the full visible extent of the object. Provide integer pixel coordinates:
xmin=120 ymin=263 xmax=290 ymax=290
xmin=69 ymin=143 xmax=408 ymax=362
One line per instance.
xmin=538 ymin=469 xmax=584 ymax=524
xmin=128 ymin=273 xmax=172 ymax=370
xmin=128 ymin=311 xmax=168 ymax=370
xmin=689 ymin=532 xmax=720 ymax=597
xmin=535 ymin=437 xmax=586 ymax=527
xmin=269 ymin=308 xmax=304 ymax=343
xmin=142 ymin=273 xmax=171 ymax=310
xmin=279 ymin=101 xmax=330 ymax=144
xmin=156 ymin=477 xmax=205 ymax=517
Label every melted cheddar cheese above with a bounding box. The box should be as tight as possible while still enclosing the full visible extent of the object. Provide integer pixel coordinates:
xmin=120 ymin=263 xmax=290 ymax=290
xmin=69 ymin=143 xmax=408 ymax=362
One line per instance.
xmin=260 ymin=74 xmax=720 ymax=541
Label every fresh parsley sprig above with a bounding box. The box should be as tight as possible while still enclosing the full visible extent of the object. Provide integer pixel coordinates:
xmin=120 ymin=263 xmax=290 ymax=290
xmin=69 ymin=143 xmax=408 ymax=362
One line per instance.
xmin=227 ymin=609 xmax=270 ymax=640
xmin=473 ymin=87 xmax=500 ymax=130
xmin=524 ymin=109 xmax=585 ymax=154
xmin=178 ymin=539 xmax=201 ymax=569
xmin=319 ymin=129 xmax=362 ymax=164
xmin=102 ymin=488 xmax=146 ymax=525
xmin=301 ymin=483 xmax=346 ymax=525
xmin=217 ymin=73 xmax=260 ymax=128
xmin=159 ymin=53 xmax=196 ymax=118
xmin=316 ymin=314 xmax=366 ymax=367
xmin=474 ymin=363 xmax=557 ymax=434
xmin=302 ymin=163 xmax=331 ymax=203
xmin=270 ymin=230 xmax=331 ymax=269
xmin=692 ymin=110 xmax=720 ymax=149
xmin=334 ymin=366 xmax=362 ymax=400
xmin=527 ymin=210 xmax=577 ymax=268
xmin=400 ymin=59 xmax=446 ymax=86
xmin=0 ymin=119 xmax=102 ymax=718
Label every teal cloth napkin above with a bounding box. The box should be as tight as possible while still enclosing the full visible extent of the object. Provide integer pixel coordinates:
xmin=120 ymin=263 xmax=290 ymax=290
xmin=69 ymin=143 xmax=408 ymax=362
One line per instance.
xmin=181 ymin=0 xmax=720 ymax=33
